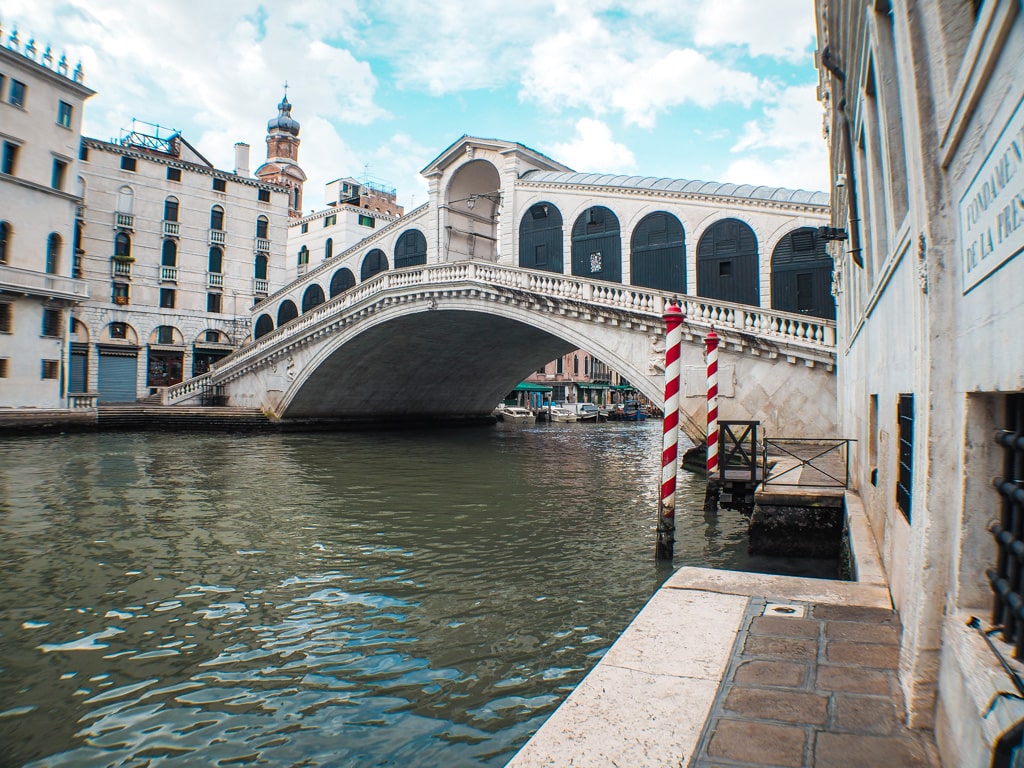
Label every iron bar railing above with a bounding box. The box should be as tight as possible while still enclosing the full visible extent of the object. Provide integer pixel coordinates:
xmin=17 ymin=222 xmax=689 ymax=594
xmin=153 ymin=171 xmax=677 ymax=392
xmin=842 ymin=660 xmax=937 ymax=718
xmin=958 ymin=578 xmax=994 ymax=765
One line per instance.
xmin=718 ymin=420 xmax=760 ymax=483
xmin=762 ymin=437 xmax=853 ymax=488
xmin=988 ymin=394 xmax=1024 ymax=657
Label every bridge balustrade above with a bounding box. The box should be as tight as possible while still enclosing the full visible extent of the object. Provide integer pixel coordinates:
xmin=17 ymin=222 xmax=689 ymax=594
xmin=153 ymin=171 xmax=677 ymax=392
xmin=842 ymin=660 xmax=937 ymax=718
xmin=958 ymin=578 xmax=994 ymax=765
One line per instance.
xmin=164 ymin=261 xmax=837 ymax=406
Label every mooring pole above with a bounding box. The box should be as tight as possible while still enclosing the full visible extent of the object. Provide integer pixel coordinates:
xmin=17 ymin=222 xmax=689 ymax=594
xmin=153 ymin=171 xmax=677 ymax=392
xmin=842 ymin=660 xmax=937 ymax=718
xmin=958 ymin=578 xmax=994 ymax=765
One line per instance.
xmin=704 ymin=329 xmax=720 ymax=514
xmin=656 ymin=299 xmax=684 ymax=561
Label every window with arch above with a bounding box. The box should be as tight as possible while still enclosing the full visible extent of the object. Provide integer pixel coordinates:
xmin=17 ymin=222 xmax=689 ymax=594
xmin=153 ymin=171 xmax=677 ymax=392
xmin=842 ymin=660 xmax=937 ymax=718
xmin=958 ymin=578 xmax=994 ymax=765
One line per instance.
xmin=302 ymin=284 xmax=326 ymax=313
xmin=277 ymin=300 xmax=298 ymax=326
xmin=208 ymin=247 xmax=223 ymax=274
xmin=631 ymin=211 xmax=686 ymax=293
xmin=0 ymin=221 xmax=9 ymax=263
xmin=114 ymin=232 xmax=132 ymax=259
xmin=254 ymin=314 xmax=274 ymax=339
xmin=519 ymin=202 xmax=564 ymax=273
xmin=770 ymin=227 xmax=835 ymax=320
xmin=325 ymin=238 xmax=333 ymax=260
xmin=116 ymin=186 xmax=133 ymax=213
xmin=361 ymin=249 xmax=388 ymax=280
xmin=46 ymin=233 xmax=62 ymax=274
xmin=210 ymin=205 xmax=225 ymax=231
xmin=161 ymin=239 xmax=177 ymax=267
xmin=556 ymin=357 xmax=564 ymax=374
xmin=571 ymin=206 xmax=622 ymax=283
xmin=573 ymin=355 xmax=579 ymax=375
xmin=255 ymin=253 xmax=268 ymax=280
xmin=163 ymin=197 xmax=179 ymax=222
xmin=696 ymin=218 xmax=759 ymax=307
xmin=394 ymin=229 xmax=427 ymax=269
xmin=256 ymin=215 xmax=269 ymax=239
xmin=298 ymin=245 xmax=309 ymax=266
xmin=330 ymin=268 xmax=356 ymax=297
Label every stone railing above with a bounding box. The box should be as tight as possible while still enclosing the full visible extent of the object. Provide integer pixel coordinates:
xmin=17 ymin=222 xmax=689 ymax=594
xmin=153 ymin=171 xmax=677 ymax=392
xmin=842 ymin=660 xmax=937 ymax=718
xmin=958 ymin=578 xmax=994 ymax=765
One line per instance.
xmin=165 ymin=373 xmax=212 ymax=405
xmin=68 ymin=392 xmax=99 ymax=409
xmin=165 ymin=261 xmax=837 ymax=404
xmin=0 ymin=264 xmax=90 ymax=301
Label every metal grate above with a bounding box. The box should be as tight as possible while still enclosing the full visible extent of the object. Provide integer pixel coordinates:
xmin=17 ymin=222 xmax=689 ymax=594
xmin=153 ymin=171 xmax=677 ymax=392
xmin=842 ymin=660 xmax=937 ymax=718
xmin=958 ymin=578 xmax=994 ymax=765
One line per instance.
xmin=989 ymin=394 xmax=1024 ymax=657
xmin=896 ymin=394 xmax=914 ymax=521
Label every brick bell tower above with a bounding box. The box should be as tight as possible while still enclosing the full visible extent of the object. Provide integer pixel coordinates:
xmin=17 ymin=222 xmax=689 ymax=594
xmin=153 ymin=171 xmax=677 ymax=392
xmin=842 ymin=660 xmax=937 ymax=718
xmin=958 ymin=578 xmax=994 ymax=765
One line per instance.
xmin=254 ymin=87 xmax=307 ymax=217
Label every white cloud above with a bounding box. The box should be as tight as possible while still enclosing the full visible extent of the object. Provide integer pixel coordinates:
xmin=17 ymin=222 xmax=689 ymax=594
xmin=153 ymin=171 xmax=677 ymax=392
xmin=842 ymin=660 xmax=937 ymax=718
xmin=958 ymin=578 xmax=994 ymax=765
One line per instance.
xmin=520 ymin=15 xmax=765 ymax=128
xmin=693 ymin=0 xmax=816 ymax=62
xmin=724 ymin=85 xmax=828 ymax=191
xmin=549 ymin=119 xmax=636 ymax=174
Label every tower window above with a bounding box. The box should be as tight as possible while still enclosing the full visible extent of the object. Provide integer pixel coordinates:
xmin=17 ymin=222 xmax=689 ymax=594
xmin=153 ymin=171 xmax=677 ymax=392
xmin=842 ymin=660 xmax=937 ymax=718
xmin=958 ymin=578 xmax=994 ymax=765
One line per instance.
xmin=167 ymin=167 xmax=181 ymax=182
xmin=212 ymin=177 xmax=227 ymax=193
xmin=8 ymin=80 xmax=26 ymax=108
xmin=57 ymin=101 xmax=73 ymax=128
xmin=358 ymin=215 xmax=375 ymax=228
xmin=258 ymin=188 xmax=271 ymax=203
xmin=120 ymin=156 xmax=137 ymax=172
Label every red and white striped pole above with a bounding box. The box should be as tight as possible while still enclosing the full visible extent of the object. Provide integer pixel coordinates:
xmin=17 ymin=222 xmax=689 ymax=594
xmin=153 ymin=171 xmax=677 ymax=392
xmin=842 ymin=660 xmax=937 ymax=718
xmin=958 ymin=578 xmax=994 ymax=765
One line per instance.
xmin=655 ymin=299 xmax=683 ymax=561
xmin=704 ymin=329 xmax=720 ymax=513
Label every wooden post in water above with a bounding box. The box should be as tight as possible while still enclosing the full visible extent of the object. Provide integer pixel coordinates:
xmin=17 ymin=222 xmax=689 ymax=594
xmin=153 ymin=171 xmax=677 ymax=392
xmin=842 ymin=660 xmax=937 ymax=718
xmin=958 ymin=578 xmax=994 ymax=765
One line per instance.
xmin=656 ymin=300 xmax=683 ymax=561
xmin=704 ymin=329 xmax=720 ymax=514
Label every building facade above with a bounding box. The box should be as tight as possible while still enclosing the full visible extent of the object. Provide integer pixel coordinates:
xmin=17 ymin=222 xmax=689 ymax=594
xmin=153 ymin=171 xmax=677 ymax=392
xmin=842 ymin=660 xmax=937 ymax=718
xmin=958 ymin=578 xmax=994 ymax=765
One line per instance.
xmin=0 ymin=32 xmax=92 ymax=408
xmin=815 ymin=0 xmax=1024 ymax=763
xmin=74 ymin=123 xmax=291 ymax=402
xmin=285 ymin=178 xmax=403 ymax=286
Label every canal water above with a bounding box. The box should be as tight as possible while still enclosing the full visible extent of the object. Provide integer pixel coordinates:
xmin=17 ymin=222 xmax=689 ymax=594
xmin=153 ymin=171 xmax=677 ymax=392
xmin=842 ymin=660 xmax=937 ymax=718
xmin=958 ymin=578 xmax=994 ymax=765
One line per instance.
xmin=1 ymin=422 xmax=768 ymax=767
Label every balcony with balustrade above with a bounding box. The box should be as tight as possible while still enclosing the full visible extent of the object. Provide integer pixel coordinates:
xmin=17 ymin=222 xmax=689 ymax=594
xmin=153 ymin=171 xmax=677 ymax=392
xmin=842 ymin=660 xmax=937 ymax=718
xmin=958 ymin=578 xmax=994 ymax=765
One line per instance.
xmin=255 ymin=237 xmax=271 ymax=253
xmin=254 ymin=278 xmax=269 ymax=296
xmin=115 ymin=213 xmax=134 ymax=230
xmin=163 ymin=221 xmax=180 ymax=238
xmin=161 ymin=266 xmax=178 ymax=283
xmin=111 ymin=259 xmax=132 ymax=279
xmin=208 ymin=272 xmax=224 ymax=289
xmin=210 ymin=229 xmax=226 ymax=245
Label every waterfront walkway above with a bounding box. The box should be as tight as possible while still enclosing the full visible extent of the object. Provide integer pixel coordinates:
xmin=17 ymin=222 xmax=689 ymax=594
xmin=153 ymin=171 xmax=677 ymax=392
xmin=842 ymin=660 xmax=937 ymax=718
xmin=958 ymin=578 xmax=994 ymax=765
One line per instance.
xmin=508 ymin=496 xmax=940 ymax=767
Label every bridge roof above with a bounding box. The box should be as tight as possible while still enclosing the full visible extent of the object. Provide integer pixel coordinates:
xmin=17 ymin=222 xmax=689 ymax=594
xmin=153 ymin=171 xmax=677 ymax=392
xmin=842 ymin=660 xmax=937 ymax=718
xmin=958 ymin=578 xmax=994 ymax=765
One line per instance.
xmin=518 ymin=171 xmax=829 ymax=206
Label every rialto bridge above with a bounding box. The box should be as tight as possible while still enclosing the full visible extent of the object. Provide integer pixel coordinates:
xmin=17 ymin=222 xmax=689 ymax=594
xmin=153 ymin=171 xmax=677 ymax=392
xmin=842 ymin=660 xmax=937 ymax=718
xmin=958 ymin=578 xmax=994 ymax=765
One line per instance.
xmin=166 ymin=136 xmax=839 ymax=443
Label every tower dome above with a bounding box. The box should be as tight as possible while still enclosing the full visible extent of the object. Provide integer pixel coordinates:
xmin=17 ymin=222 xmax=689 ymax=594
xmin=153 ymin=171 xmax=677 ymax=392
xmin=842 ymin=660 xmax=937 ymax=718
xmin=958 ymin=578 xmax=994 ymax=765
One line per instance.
xmin=268 ymin=95 xmax=300 ymax=136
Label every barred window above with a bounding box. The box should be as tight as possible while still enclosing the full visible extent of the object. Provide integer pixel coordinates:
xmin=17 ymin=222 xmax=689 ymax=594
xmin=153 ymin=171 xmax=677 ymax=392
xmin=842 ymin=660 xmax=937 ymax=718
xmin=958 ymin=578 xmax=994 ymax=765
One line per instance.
xmin=41 ymin=360 xmax=59 ymax=379
xmin=896 ymin=394 xmax=914 ymax=521
xmin=42 ymin=308 xmax=62 ymax=338
xmin=991 ymin=394 xmax=1024 ymax=657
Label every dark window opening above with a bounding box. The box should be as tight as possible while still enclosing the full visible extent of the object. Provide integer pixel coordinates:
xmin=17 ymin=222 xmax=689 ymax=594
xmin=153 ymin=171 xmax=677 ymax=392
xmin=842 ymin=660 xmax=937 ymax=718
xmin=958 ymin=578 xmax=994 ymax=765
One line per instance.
xmin=164 ymin=198 xmax=179 ymax=222
xmin=120 ymin=156 xmax=137 ymax=172
xmin=212 ymin=177 xmax=227 ymax=192
xmin=2 ymin=142 xmax=19 ymax=175
xmin=160 ymin=288 xmax=176 ymax=309
xmin=896 ymin=393 xmax=914 ymax=521
xmin=167 ymin=167 xmax=181 ymax=182
xmin=156 ymin=326 xmax=174 ymax=344
xmin=258 ymin=188 xmax=271 ymax=202
xmin=110 ymin=322 xmax=127 ymax=339
xmin=990 ymin=394 xmax=1024 ymax=658
xmin=207 ymin=293 xmax=222 ymax=313
xmin=719 ymin=260 xmax=732 ymax=278
xmin=42 ymin=309 xmax=62 ymax=337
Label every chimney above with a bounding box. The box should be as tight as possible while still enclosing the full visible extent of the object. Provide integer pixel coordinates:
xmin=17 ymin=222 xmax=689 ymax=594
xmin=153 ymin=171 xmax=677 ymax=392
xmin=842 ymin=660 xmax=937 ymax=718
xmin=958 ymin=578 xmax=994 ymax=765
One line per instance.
xmin=234 ymin=142 xmax=250 ymax=177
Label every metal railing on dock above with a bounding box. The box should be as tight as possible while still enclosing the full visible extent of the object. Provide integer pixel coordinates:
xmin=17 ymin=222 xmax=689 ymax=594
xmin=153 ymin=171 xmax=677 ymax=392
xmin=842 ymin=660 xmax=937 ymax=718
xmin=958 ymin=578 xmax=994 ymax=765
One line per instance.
xmin=762 ymin=437 xmax=853 ymax=489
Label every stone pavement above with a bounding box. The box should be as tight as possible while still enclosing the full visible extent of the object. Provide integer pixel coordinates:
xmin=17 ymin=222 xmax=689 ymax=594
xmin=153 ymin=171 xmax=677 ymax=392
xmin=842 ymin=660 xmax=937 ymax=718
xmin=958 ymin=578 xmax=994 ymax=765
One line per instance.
xmin=690 ymin=598 xmax=939 ymax=768
xmin=508 ymin=564 xmax=941 ymax=768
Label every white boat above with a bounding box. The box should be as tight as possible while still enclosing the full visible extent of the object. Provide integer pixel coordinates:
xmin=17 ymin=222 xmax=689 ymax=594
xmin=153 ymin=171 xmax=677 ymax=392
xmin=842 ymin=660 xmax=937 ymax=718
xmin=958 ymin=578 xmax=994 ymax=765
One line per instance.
xmin=500 ymin=406 xmax=536 ymax=423
xmin=549 ymin=407 xmax=578 ymax=423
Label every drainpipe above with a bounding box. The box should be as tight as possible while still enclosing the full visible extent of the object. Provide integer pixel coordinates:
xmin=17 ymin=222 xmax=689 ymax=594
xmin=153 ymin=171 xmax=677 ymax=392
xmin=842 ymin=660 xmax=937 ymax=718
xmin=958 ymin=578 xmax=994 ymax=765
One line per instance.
xmin=820 ymin=46 xmax=864 ymax=268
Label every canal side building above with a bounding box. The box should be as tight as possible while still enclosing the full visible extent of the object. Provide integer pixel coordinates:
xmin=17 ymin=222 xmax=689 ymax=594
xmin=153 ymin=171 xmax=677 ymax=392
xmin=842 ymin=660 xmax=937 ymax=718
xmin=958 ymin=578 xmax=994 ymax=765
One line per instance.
xmin=815 ymin=0 xmax=1024 ymax=763
xmin=0 ymin=31 xmax=93 ymax=408
xmin=73 ymin=112 xmax=293 ymax=402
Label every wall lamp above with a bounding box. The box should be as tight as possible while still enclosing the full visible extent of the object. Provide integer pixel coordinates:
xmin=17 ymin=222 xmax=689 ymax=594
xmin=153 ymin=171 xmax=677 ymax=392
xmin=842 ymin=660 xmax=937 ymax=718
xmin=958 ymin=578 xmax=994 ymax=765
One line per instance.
xmin=818 ymin=226 xmax=849 ymax=242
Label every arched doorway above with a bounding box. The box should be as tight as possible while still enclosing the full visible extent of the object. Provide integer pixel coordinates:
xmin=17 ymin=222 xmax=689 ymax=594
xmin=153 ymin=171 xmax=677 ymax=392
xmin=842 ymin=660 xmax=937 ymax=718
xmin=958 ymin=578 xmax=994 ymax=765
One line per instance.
xmin=330 ymin=268 xmax=356 ymax=297
xmin=696 ymin=218 xmax=759 ymax=306
xmin=361 ymin=249 xmax=388 ymax=280
xmin=771 ymin=227 xmax=835 ymax=319
xmin=571 ymin=206 xmax=621 ymax=283
xmin=395 ymin=229 xmax=427 ymax=269
xmin=631 ymin=212 xmax=685 ymax=292
xmin=277 ymin=300 xmax=298 ymax=326
xmin=519 ymin=202 xmax=563 ymax=273
xmin=254 ymin=314 xmax=274 ymax=339
xmin=444 ymin=159 xmax=501 ymax=262
xmin=302 ymin=283 xmax=326 ymax=313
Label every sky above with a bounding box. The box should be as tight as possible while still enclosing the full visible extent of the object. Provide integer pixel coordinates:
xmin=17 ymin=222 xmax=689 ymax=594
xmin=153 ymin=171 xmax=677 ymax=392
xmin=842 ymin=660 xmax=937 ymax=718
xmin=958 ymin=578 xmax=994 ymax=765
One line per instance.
xmin=4 ymin=0 xmax=828 ymax=213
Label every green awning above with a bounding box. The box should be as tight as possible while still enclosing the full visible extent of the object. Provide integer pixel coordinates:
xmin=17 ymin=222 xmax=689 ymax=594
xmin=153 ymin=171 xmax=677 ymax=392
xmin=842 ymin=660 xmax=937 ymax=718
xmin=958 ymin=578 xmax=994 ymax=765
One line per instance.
xmin=611 ymin=384 xmax=635 ymax=390
xmin=514 ymin=382 xmax=553 ymax=392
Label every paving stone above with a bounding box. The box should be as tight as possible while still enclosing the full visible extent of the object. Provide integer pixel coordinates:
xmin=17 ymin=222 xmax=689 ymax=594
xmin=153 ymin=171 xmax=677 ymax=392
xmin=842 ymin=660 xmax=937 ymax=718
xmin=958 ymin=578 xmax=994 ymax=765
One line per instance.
xmin=707 ymin=719 xmax=807 ymax=767
xmin=816 ymin=665 xmax=894 ymax=695
xmin=813 ymin=732 xmax=933 ymax=768
xmin=734 ymin=659 xmax=808 ymax=688
xmin=744 ymin=634 xmax=818 ymax=661
xmin=750 ymin=615 xmax=820 ymax=638
xmin=825 ymin=640 xmax=900 ymax=669
xmin=724 ymin=686 xmax=828 ymax=725
xmin=825 ymin=620 xmax=900 ymax=645
xmin=831 ymin=693 xmax=900 ymax=734
xmin=811 ymin=604 xmax=897 ymax=624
